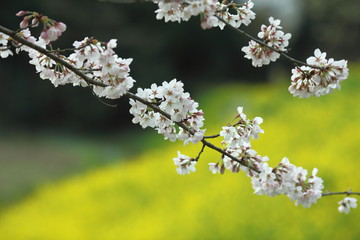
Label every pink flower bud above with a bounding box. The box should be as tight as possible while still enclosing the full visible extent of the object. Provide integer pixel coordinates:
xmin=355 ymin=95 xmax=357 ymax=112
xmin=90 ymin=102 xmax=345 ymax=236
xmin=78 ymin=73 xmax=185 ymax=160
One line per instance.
xmin=16 ymin=11 xmax=29 ymax=17
xmin=19 ymin=16 xmax=29 ymax=28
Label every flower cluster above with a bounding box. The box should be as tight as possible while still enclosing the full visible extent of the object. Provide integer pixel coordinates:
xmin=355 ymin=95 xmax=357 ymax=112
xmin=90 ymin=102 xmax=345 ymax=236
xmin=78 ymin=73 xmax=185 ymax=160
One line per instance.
xmin=214 ymin=0 xmax=255 ymax=29
xmin=129 ymin=79 xmax=205 ymax=144
xmin=213 ymin=107 xmax=264 ymax=174
xmin=252 ymin=157 xmax=324 ymax=207
xmin=209 ymin=162 xmax=225 ymax=174
xmin=222 ymin=144 xmax=268 ymax=175
xmin=69 ymin=38 xmax=135 ymax=98
xmin=16 ymin=11 xmax=67 ymax=42
xmin=289 ymin=49 xmax=349 ymax=98
xmin=338 ymin=197 xmax=357 ymax=214
xmin=12 ymin=11 xmax=134 ymax=98
xmin=23 ymin=37 xmax=95 ymax=88
xmin=40 ymin=21 xmax=67 ymax=42
xmin=242 ymin=17 xmax=291 ymax=67
xmin=154 ymin=0 xmax=217 ymax=25
xmin=220 ymin=107 xmax=263 ymax=145
xmin=20 ymin=34 xmax=135 ymax=98
xmin=0 ymin=33 xmax=13 ymax=58
xmin=153 ymin=0 xmax=255 ymax=30
xmin=173 ymin=151 xmax=197 ymax=175
xmin=209 ymin=106 xmax=324 ymax=207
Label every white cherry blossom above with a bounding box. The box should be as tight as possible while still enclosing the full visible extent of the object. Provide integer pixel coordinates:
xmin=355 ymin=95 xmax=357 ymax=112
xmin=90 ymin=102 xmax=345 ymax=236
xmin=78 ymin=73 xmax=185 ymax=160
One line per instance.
xmin=173 ymin=151 xmax=197 ymax=175
xmin=129 ymin=79 xmax=205 ymax=144
xmin=338 ymin=197 xmax=357 ymax=214
xmin=242 ymin=17 xmax=291 ymax=67
xmin=153 ymin=0 xmax=255 ymax=30
xmin=0 ymin=33 xmax=13 ymax=58
xmin=289 ymin=49 xmax=348 ymax=98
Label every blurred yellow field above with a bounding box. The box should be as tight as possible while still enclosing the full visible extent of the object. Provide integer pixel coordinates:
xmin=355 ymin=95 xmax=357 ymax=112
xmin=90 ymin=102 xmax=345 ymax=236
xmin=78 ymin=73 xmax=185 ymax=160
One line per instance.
xmin=0 ymin=65 xmax=359 ymax=240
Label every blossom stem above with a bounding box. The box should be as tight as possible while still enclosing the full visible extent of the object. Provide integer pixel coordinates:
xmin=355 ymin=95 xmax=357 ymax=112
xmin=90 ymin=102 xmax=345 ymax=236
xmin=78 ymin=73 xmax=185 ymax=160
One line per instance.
xmin=48 ymin=45 xmax=90 ymax=53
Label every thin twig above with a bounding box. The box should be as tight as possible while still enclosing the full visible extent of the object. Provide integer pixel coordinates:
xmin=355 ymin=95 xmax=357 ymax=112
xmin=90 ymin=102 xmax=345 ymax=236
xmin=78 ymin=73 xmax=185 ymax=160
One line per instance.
xmin=204 ymin=134 xmax=220 ymax=139
xmin=322 ymin=191 xmax=360 ymax=197
xmin=89 ymin=86 xmax=118 ymax=108
xmin=77 ymin=68 xmax=102 ymax=73
xmin=48 ymin=41 xmax=93 ymax=53
xmin=48 ymin=47 xmax=83 ymax=53
xmin=194 ymin=143 xmax=206 ymax=161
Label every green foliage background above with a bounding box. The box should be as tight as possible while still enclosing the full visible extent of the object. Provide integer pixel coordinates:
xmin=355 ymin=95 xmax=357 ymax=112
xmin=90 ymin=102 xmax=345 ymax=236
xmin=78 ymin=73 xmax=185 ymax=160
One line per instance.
xmin=0 ymin=65 xmax=359 ymax=240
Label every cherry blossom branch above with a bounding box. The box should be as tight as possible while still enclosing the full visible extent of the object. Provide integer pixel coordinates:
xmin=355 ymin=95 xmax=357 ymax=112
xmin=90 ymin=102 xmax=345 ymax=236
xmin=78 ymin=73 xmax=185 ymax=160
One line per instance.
xmin=0 ymin=7 xmax=356 ymax=212
xmin=97 ymin=0 xmax=314 ymax=69
xmin=0 ymin=24 xmax=259 ymax=173
xmin=0 ymin=25 xmax=107 ymax=88
xmin=216 ymin=17 xmax=312 ymax=68
xmin=143 ymin=1 xmax=349 ymax=99
xmin=0 ymin=23 xmax=353 ymax=187
xmin=126 ymin=91 xmax=259 ymax=173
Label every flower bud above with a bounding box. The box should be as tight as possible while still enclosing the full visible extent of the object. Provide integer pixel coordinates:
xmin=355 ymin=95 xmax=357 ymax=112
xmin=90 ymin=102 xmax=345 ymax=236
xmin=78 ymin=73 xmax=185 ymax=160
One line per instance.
xmin=19 ymin=16 xmax=29 ymax=28
xmin=16 ymin=10 xmax=29 ymax=17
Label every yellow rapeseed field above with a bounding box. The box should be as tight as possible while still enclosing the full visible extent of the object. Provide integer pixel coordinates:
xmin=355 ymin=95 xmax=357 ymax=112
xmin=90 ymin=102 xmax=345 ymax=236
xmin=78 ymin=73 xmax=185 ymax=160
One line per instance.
xmin=0 ymin=65 xmax=359 ymax=240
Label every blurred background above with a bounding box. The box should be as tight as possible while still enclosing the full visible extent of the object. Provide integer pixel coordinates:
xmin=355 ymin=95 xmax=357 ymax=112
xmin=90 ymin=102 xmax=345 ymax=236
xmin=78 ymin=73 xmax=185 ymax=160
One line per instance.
xmin=0 ymin=0 xmax=359 ymax=239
